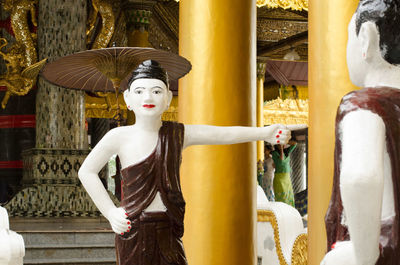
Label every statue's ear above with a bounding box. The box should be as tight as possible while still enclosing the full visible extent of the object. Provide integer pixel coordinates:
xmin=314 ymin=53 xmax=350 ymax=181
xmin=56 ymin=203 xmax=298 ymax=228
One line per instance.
xmin=167 ymin=90 xmax=173 ymax=108
xmin=359 ymin=21 xmax=379 ymax=62
xmin=123 ymin=89 xmax=130 ymax=104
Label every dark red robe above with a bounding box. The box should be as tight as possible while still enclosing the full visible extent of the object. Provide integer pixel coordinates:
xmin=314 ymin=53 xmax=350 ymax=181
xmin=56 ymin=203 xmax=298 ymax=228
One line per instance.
xmin=115 ymin=121 xmax=187 ymax=265
xmin=325 ymin=87 xmax=400 ymax=264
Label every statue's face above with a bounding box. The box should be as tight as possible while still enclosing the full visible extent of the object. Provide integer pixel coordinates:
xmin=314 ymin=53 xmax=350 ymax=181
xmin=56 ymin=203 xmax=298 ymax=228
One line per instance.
xmin=346 ymin=15 xmax=366 ymax=87
xmin=124 ymin=78 xmax=171 ymax=118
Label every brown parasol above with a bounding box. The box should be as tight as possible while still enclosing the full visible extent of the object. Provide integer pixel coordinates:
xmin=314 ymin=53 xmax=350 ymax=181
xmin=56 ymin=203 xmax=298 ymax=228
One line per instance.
xmin=41 ymin=47 xmax=191 ymax=122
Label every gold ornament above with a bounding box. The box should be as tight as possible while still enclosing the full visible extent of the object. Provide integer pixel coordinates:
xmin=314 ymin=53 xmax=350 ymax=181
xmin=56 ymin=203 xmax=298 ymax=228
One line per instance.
xmin=3 ymin=0 xmax=38 ymax=67
xmin=0 ymin=38 xmax=46 ymax=109
xmin=87 ymin=0 xmax=116 ymax=49
xmin=291 ymin=233 xmax=307 ymax=265
xmin=0 ymin=0 xmax=43 ymax=108
xmin=264 ymin=98 xmax=309 ymax=126
xmin=256 ymin=0 xmax=308 ymax=11
xmin=257 ymin=209 xmax=307 ymax=265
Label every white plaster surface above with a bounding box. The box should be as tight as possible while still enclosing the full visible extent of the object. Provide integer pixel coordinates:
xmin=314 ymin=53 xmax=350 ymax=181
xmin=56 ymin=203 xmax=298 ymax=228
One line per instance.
xmin=0 ymin=206 xmax=24 ymax=265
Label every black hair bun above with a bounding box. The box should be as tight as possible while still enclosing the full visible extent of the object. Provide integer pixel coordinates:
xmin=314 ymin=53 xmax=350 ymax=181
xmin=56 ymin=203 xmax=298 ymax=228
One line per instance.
xmin=128 ymin=60 xmax=169 ymax=88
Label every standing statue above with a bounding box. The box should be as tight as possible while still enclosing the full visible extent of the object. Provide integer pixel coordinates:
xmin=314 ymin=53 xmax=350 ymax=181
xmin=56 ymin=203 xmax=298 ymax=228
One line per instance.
xmin=78 ymin=60 xmax=301 ymax=264
xmin=322 ymin=0 xmax=400 ymax=264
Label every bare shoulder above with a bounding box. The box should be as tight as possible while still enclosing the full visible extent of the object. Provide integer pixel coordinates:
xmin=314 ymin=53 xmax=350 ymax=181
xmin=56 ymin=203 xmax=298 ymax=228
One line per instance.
xmin=107 ymin=125 xmax=136 ymax=136
xmin=99 ymin=125 xmax=136 ymax=146
xmin=341 ymin=109 xmax=384 ymax=130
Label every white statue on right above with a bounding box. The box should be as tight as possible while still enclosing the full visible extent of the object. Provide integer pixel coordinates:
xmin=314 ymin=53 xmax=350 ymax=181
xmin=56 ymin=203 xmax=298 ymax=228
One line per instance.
xmin=322 ymin=0 xmax=400 ymax=265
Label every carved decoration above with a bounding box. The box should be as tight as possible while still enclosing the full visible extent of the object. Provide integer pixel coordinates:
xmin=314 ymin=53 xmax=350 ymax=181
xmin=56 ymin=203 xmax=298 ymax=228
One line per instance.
xmin=0 ymin=0 xmax=45 ymax=109
xmin=257 ymin=62 xmax=267 ymax=80
xmin=3 ymin=0 xmax=37 ymax=66
xmin=291 ymin=233 xmax=307 ymax=265
xmin=256 ymin=0 xmax=308 ymax=11
xmin=148 ymin=16 xmax=178 ymax=53
xmin=257 ymin=6 xmax=307 ymax=20
xmin=257 ymin=19 xmax=307 ymax=42
xmin=264 ymin=98 xmax=309 ymax=125
xmin=109 ymin=11 xmax=128 ymax=47
xmin=5 ymin=148 xmax=119 ymax=217
xmin=86 ymin=0 xmax=117 ymax=49
xmin=153 ymin=3 xmax=178 ymax=40
xmin=0 ymin=38 xmax=46 ymax=108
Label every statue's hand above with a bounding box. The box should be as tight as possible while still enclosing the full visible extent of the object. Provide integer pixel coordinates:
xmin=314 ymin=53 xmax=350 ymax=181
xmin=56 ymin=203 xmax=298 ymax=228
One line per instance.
xmin=263 ymin=124 xmax=291 ymax=145
xmin=320 ymin=241 xmax=356 ymax=265
xmin=106 ymin=207 xmax=131 ymax=235
xmin=263 ymin=124 xmax=307 ymax=145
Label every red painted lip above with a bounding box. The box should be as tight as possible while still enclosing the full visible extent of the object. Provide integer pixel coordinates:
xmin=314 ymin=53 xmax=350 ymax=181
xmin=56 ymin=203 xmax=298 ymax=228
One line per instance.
xmin=143 ymin=104 xmax=156 ymax=108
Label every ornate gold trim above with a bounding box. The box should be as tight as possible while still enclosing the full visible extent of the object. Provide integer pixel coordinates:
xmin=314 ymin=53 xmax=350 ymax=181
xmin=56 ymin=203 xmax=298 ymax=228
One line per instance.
xmin=291 ymin=233 xmax=307 ymax=265
xmin=256 ymin=0 xmax=308 ymax=11
xmin=257 ymin=209 xmax=307 ymax=265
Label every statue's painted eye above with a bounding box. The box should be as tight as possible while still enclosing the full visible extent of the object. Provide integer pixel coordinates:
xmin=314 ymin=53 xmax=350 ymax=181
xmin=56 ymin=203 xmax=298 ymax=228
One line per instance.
xmin=134 ymin=89 xmax=142 ymax=94
xmin=153 ymin=90 xmax=162 ymax=94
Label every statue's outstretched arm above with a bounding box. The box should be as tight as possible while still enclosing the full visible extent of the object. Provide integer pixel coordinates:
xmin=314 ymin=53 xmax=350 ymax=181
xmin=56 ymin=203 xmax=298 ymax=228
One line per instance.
xmin=340 ymin=109 xmax=385 ymax=265
xmin=183 ymin=124 xmax=305 ymax=148
xmin=78 ymin=129 xmax=130 ymax=235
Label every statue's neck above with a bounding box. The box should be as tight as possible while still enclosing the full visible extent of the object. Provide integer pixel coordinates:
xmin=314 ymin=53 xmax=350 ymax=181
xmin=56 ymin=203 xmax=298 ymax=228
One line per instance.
xmin=362 ymin=61 xmax=400 ymax=90
xmin=133 ymin=116 xmax=162 ymax=132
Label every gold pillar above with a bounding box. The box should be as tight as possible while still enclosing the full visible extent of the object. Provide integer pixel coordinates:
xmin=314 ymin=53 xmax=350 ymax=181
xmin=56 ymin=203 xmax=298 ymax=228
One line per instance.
xmin=308 ymin=0 xmax=359 ymax=264
xmin=179 ymin=1 xmax=256 ymax=265
xmin=257 ymin=61 xmax=266 ymax=161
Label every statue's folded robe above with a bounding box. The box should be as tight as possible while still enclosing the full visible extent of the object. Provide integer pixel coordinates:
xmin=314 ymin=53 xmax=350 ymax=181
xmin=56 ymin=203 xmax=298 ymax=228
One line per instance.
xmin=116 ymin=121 xmax=187 ymax=265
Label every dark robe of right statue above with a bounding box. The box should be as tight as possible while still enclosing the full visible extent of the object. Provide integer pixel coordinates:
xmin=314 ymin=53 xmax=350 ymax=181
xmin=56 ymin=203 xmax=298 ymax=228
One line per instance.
xmin=325 ymin=87 xmax=400 ymax=264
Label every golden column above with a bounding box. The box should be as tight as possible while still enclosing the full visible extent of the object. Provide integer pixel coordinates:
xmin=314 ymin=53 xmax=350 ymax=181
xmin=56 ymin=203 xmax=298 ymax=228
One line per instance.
xmin=179 ymin=1 xmax=256 ymax=265
xmin=308 ymin=0 xmax=359 ymax=264
xmin=257 ymin=61 xmax=266 ymax=184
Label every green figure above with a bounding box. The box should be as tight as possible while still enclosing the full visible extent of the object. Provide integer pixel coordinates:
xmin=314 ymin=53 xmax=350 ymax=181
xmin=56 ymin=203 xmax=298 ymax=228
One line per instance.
xmin=271 ymin=143 xmax=296 ymax=207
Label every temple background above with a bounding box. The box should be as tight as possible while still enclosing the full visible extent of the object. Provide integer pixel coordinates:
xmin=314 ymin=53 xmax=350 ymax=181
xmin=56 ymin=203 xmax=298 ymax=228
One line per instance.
xmin=0 ymin=0 xmax=310 ymax=264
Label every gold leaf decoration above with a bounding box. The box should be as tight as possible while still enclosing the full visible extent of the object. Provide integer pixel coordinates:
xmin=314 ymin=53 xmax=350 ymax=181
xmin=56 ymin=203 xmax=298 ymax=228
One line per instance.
xmin=264 ymin=98 xmax=308 ymax=126
xmin=291 ymin=233 xmax=308 ymax=265
xmin=256 ymin=0 xmax=308 ymax=11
